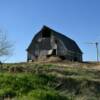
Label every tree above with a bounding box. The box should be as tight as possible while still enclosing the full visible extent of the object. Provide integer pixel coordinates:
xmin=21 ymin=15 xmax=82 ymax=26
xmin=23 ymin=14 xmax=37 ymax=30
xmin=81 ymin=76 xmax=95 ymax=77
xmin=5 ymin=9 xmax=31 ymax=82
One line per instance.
xmin=0 ymin=30 xmax=13 ymax=61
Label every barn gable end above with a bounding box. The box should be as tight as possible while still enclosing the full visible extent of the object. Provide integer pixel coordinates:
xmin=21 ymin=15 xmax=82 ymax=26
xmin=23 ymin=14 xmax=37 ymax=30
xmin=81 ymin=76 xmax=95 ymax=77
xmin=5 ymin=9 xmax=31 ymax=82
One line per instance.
xmin=27 ymin=26 xmax=83 ymax=62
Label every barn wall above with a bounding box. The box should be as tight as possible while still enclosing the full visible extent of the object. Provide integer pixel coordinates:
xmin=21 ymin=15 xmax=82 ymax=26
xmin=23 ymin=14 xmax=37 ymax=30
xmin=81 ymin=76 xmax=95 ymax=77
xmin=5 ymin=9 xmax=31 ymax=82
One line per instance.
xmin=27 ymin=52 xmax=36 ymax=61
xmin=50 ymin=35 xmax=67 ymax=56
xmin=65 ymin=51 xmax=82 ymax=62
xmin=27 ymin=28 xmax=82 ymax=62
xmin=57 ymin=40 xmax=67 ymax=56
xmin=33 ymin=37 xmax=52 ymax=58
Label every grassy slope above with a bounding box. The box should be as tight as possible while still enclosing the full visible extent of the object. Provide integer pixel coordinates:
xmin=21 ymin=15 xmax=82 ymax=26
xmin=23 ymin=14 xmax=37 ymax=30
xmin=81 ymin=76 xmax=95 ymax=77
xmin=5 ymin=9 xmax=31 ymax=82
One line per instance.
xmin=0 ymin=62 xmax=100 ymax=100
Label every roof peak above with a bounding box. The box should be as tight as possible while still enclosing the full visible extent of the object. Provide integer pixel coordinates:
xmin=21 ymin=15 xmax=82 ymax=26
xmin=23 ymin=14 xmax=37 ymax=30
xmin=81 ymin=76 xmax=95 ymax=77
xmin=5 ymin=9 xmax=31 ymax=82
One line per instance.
xmin=42 ymin=25 xmax=51 ymax=29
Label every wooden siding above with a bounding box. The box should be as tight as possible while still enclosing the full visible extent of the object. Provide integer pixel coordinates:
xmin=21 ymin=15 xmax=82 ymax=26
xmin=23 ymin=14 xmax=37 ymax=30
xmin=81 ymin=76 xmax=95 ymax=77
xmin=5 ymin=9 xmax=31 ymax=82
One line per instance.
xmin=27 ymin=26 xmax=82 ymax=62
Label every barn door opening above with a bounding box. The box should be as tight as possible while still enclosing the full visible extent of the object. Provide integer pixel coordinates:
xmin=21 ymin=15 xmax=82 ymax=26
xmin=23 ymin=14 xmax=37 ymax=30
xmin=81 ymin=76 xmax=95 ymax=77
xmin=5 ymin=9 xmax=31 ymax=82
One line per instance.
xmin=52 ymin=49 xmax=57 ymax=55
xmin=74 ymin=57 xmax=78 ymax=61
xmin=51 ymin=39 xmax=57 ymax=56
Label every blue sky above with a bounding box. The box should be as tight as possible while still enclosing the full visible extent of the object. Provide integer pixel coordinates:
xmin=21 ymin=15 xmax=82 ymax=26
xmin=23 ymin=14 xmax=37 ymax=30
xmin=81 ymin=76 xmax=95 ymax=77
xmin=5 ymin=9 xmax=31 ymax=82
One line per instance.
xmin=0 ymin=0 xmax=100 ymax=62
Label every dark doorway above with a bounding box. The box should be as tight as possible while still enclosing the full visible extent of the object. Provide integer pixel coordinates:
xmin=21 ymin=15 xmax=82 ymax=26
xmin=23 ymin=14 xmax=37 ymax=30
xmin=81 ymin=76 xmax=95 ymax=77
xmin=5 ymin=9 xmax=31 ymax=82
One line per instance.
xmin=74 ymin=57 xmax=78 ymax=61
xmin=52 ymin=49 xmax=57 ymax=55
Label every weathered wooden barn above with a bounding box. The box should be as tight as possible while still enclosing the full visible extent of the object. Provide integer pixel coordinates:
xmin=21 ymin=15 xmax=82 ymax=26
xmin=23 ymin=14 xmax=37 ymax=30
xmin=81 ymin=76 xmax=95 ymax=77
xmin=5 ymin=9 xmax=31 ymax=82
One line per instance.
xmin=27 ymin=26 xmax=83 ymax=62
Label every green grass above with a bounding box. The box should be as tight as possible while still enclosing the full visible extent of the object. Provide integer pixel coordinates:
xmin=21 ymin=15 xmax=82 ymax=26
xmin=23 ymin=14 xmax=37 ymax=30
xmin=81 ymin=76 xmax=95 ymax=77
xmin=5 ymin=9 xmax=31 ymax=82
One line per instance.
xmin=17 ymin=89 xmax=68 ymax=100
xmin=0 ymin=72 xmax=69 ymax=99
xmin=0 ymin=63 xmax=100 ymax=99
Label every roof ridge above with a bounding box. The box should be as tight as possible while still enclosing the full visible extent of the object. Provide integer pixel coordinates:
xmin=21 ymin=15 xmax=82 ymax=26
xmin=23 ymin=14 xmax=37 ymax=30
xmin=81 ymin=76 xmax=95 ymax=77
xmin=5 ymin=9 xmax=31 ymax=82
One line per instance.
xmin=42 ymin=25 xmax=75 ymax=42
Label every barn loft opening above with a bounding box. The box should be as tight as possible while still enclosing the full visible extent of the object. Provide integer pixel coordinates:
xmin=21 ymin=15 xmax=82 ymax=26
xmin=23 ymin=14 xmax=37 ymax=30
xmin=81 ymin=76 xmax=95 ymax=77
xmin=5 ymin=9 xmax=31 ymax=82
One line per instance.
xmin=42 ymin=28 xmax=51 ymax=38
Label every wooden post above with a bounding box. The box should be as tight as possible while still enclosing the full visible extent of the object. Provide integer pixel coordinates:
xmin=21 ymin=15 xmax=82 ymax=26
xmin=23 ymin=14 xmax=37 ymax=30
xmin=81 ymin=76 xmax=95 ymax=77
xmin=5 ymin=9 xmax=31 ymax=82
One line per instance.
xmin=96 ymin=42 xmax=99 ymax=62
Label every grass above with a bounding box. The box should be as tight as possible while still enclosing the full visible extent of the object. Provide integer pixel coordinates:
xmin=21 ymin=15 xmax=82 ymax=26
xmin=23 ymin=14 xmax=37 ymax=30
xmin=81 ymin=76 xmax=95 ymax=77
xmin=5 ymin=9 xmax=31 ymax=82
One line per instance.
xmin=0 ymin=62 xmax=100 ymax=99
xmin=0 ymin=72 xmax=68 ymax=100
xmin=17 ymin=89 xmax=68 ymax=100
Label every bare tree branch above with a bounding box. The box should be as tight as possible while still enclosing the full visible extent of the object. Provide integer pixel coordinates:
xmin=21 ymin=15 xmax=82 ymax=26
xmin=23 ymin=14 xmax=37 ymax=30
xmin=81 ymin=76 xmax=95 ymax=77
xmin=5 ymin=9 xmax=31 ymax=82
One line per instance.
xmin=0 ymin=30 xmax=13 ymax=58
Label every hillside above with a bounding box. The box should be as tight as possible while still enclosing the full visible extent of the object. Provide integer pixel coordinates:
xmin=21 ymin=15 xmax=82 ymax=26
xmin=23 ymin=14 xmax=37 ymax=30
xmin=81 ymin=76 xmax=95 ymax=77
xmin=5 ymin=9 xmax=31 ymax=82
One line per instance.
xmin=0 ymin=61 xmax=100 ymax=100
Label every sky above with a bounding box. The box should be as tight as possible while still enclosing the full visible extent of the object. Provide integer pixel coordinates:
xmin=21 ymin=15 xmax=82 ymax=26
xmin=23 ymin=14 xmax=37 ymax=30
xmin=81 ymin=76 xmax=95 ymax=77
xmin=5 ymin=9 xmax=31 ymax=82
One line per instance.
xmin=0 ymin=0 xmax=100 ymax=62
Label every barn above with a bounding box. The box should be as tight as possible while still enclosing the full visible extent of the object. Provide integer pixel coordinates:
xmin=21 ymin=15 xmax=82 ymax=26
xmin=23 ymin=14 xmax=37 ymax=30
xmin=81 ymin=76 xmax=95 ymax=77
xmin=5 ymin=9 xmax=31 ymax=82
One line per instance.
xmin=27 ymin=26 xmax=83 ymax=62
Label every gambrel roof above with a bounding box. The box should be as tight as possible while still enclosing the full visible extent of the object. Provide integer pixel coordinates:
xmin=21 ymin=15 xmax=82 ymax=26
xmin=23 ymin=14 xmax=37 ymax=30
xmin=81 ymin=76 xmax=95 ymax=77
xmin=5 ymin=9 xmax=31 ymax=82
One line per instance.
xmin=27 ymin=25 xmax=82 ymax=54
